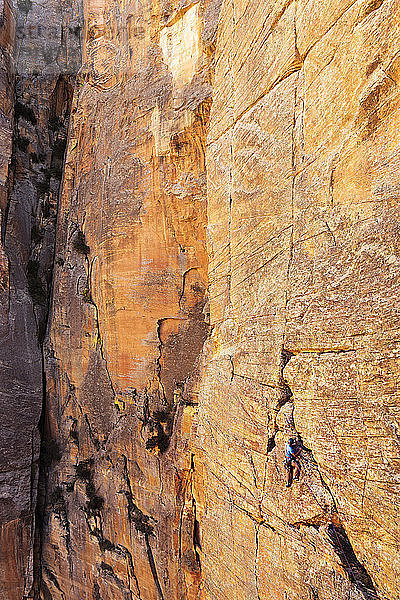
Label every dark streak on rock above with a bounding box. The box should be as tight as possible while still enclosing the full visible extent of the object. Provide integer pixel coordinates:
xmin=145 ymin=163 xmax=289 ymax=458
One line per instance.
xmin=144 ymin=533 xmax=165 ymax=600
xmin=93 ymin=582 xmax=102 ymax=600
xmin=327 ymin=525 xmax=378 ymax=600
xmin=48 ymin=486 xmax=71 ymax=551
xmin=43 ymin=566 xmax=66 ymax=600
xmin=119 ymin=455 xmax=164 ymax=599
xmin=120 ymin=455 xmax=155 ymax=535
xmin=280 ymin=349 xmax=379 ymax=600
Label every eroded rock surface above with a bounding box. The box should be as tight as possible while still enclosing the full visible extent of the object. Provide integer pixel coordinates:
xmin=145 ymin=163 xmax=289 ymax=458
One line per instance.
xmin=39 ymin=1 xmax=214 ymax=599
xmin=199 ymin=2 xmax=400 ymax=600
xmin=0 ymin=1 xmax=82 ymax=598
xmin=0 ymin=1 xmax=399 ymax=600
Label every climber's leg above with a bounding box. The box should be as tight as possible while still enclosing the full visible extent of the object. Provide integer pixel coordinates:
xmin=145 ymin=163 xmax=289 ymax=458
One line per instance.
xmin=286 ymin=462 xmax=293 ymax=487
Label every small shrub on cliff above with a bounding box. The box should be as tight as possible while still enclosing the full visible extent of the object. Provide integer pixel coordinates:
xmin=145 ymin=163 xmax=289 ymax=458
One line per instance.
xmin=49 ymin=486 xmax=67 ymax=519
xmin=75 ymin=459 xmax=104 ymax=514
xmin=75 ymin=459 xmax=92 ymax=481
xmin=132 ymin=510 xmax=154 ymax=535
xmin=100 ymin=561 xmax=114 ymax=574
xmin=81 ymin=286 xmax=93 ymax=303
xmin=86 ymin=489 xmax=104 ymax=513
xmin=152 ymin=409 xmax=171 ymax=423
xmin=99 ymin=538 xmax=116 ymax=552
xmin=145 ymin=423 xmax=170 ymax=453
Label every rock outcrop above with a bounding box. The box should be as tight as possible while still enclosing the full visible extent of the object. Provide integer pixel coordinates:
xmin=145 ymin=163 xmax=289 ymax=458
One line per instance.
xmin=40 ymin=1 xmax=213 ymax=599
xmin=200 ymin=3 xmax=400 ymax=599
xmin=0 ymin=1 xmax=81 ymax=598
xmin=0 ymin=1 xmax=399 ymax=599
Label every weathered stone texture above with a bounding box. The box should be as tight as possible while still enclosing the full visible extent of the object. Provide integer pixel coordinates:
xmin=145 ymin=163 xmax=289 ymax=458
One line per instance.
xmin=1 ymin=1 xmax=399 ymax=600
xmin=0 ymin=1 xmax=82 ymax=598
xmin=199 ymin=2 xmax=400 ymax=600
xmin=0 ymin=3 xmax=35 ymax=599
xmin=40 ymin=1 xmax=213 ymax=599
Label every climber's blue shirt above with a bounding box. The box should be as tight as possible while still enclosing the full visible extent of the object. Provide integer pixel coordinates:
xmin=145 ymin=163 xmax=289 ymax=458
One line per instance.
xmin=285 ymin=442 xmax=297 ymax=459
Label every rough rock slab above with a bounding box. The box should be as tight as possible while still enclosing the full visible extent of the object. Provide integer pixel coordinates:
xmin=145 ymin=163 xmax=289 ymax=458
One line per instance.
xmin=199 ymin=2 xmax=400 ymax=600
xmin=1 ymin=1 xmax=399 ymax=600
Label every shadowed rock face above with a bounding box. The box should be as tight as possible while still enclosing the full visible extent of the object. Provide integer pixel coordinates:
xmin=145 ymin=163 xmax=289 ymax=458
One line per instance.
xmin=0 ymin=1 xmax=82 ymax=598
xmin=1 ymin=1 xmax=400 ymax=600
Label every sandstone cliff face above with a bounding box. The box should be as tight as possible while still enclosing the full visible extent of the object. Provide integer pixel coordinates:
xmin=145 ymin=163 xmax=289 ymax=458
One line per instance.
xmin=40 ymin=1 xmax=214 ymax=599
xmin=0 ymin=3 xmax=29 ymax=598
xmin=0 ymin=1 xmax=82 ymax=598
xmin=199 ymin=2 xmax=400 ymax=600
xmin=1 ymin=1 xmax=400 ymax=600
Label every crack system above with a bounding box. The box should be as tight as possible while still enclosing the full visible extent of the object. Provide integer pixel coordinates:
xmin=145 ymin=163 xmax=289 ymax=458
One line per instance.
xmin=275 ymin=348 xmax=378 ymax=600
xmin=10 ymin=1 xmax=391 ymax=599
xmin=248 ymin=4 xmax=380 ymax=596
xmin=120 ymin=455 xmax=165 ymax=600
xmin=18 ymin=73 xmax=77 ymax=599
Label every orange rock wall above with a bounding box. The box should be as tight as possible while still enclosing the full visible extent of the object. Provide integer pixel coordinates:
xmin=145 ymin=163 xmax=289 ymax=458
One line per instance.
xmin=0 ymin=1 xmax=398 ymax=599
xmin=199 ymin=1 xmax=400 ymax=600
xmin=41 ymin=1 xmax=214 ymax=598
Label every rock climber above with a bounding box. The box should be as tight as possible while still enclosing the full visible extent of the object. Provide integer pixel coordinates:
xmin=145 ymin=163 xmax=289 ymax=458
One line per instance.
xmin=284 ymin=437 xmax=301 ymax=488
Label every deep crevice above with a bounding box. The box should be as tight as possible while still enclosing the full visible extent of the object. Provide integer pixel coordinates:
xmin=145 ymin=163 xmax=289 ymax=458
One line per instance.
xmin=327 ymin=525 xmax=378 ymax=600
xmin=119 ymin=455 xmax=164 ymax=600
xmin=23 ymin=74 xmax=77 ymax=599
xmin=144 ymin=533 xmax=165 ymax=600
